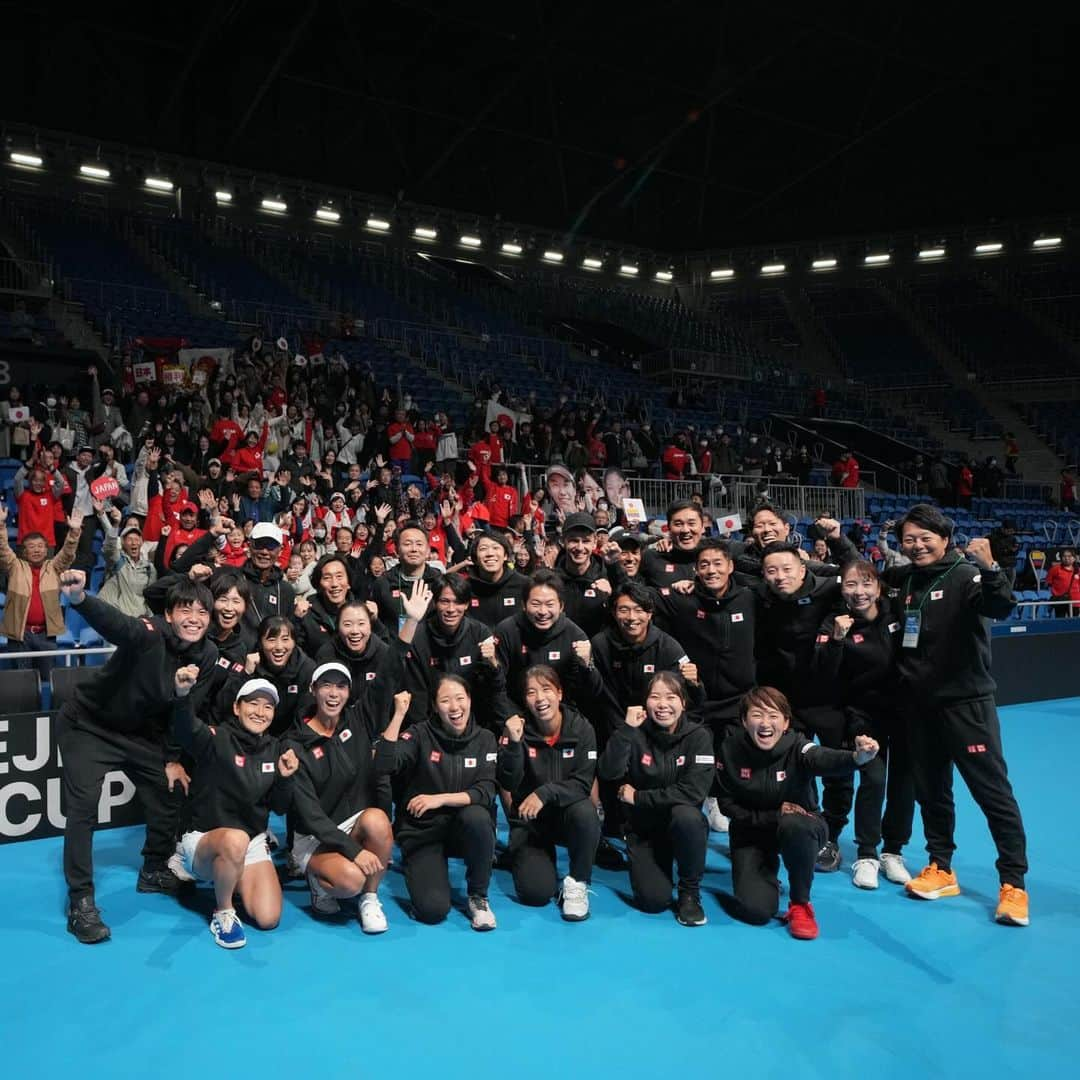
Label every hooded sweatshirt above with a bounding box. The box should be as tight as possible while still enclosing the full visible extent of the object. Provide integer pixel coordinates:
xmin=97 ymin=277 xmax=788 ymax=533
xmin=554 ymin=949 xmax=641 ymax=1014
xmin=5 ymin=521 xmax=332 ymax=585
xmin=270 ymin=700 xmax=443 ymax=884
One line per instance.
xmin=465 ymin=566 xmax=530 ymax=630
xmin=555 ymin=553 xmax=625 ymax=638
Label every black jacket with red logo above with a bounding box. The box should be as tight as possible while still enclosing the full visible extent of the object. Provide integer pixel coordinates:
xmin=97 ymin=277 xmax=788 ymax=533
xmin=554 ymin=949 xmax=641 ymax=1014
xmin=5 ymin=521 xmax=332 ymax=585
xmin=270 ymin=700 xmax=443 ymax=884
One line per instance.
xmin=172 ymin=697 xmax=293 ymax=837
xmin=640 ymin=545 xmax=699 ymax=589
xmin=465 ymin=567 xmax=530 ymax=630
xmin=286 ymin=705 xmax=386 ymax=860
xmin=597 ymin=718 xmax=714 ymax=831
xmin=555 ymin=553 xmax=626 ymax=638
xmin=496 ymin=706 xmax=597 ymax=816
xmin=209 ymin=645 xmax=316 ymax=735
xmin=373 ymin=719 xmax=497 ymax=847
xmin=810 ymin=606 xmax=901 ymax=713
xmin=315 ymin=631 xmax=403 ymax=735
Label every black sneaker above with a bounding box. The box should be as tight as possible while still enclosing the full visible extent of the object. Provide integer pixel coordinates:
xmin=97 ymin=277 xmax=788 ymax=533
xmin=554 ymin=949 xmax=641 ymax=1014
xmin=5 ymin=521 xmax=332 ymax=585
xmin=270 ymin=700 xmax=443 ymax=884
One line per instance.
xmin=815 ymin=840 xmax=842 ymax=873
xmin=67 ymin=895 xmax=111 ymax=944
xmin=594 ymin=837 xmax=626 ymax=871
xmin=136 ymin=865 xmax=182 ymax=894
xmin=676 ymin=889 xmax=707 ymax=927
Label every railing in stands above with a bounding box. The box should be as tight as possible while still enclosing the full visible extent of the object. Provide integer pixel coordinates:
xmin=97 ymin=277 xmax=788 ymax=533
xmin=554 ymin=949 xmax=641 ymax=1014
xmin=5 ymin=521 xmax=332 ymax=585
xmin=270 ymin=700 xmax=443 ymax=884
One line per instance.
xmin=0 ymin=258 xmax=53 ymax=294
xmin=722 ymin=480 xmax=867 ymax=521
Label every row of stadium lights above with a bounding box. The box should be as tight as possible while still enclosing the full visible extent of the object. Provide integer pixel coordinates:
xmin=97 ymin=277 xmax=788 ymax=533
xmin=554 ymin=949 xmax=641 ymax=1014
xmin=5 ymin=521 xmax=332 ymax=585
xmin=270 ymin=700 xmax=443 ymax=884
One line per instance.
xmin=7 ymin=151 xmax=1065 ymax=281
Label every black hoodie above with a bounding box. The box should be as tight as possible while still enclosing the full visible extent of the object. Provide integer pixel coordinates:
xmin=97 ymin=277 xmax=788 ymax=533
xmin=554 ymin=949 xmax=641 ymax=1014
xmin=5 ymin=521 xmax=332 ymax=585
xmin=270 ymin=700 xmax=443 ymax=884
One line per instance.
xmin=315 ymin=632 xmax=403 ymax=735
xmin=882 ymin=552 xmax=1014 ymax=704
xmin=640 ymin=545 xmax=699 ymax=589
xmin=209 ymin=645 xmax=317 ymax=735
xmin=555 ymin=552 xmax=625 ymax=637
xmin=811 ymin=605 xmax=901 ymax=713
xmin=69 ymin=595 xmax=219 ymax=738
xmin=371 ymin=564 xmax=442 ymax=634
xmin=465 ymin=566 xmax=530 ymax=630
xmin=494 ymin=611 xmax=604 ymax=716
xmin=287 ymin=705 xmax=387 ymax=860
xmin=598 ymin=718 xmax=714 ymax=830
xmin=172 ymin=696 xmax=293 ymax=836
xmin=237 ymin=560 xmax=297 ymax=632
xmin=716 ymin=728 xmax=861 ymax=833
xmin=496 ymin=706 xmax=597 ymax=816
xmin=373 ymin=718 xmax=497 ymax=846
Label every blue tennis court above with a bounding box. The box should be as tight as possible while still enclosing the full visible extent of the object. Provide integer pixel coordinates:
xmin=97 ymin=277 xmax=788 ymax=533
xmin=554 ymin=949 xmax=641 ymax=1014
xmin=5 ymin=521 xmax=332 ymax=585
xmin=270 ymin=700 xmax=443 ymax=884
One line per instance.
xmin=2 ymin=697 xmax=1076 ymax=1079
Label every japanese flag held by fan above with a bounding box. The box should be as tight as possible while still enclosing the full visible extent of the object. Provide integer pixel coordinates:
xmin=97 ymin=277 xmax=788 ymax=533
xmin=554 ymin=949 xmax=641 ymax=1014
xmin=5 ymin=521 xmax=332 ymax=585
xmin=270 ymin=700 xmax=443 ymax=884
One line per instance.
xmin=717 ymin=512 xmax=742 ymax=536
xmin=486 ymin=399 xmax=531 ymax=439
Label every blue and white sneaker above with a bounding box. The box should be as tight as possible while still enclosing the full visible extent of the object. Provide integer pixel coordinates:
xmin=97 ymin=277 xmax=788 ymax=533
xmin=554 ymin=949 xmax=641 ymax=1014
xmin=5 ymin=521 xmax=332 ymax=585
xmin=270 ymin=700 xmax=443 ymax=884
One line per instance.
xmin=209 ymin=908 xmax=247 ymax=949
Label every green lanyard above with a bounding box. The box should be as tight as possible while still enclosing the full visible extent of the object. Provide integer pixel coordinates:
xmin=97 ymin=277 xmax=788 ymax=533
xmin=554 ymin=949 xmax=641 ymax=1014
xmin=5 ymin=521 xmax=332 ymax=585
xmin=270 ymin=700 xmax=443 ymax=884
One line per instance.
xmin=903 ymin=557 xmax=964 ymax=614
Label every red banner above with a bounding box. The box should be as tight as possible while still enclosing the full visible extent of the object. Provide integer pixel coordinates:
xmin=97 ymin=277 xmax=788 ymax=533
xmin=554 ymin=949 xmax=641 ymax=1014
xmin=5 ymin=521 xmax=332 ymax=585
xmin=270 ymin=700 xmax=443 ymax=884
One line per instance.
xmin=90 ymin=476 xmax=120 ymax=501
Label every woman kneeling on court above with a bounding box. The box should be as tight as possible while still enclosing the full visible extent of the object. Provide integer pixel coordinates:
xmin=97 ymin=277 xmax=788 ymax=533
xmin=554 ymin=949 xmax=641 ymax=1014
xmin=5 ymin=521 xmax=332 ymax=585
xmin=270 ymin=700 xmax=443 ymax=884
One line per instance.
xmin=497 ymin=665 xmax=600 ymax=920
xmin=375 ymin=675 xmax=500 ymax=930
xmin=289 ymin=662 xmax=393 ymax=934
xmin=598 ymin=672 xmax=714 ymax=927
xmin=172 ymin=669 xmax=298 ymax=950
xmin=716 ymin=686 xmax=879 ymax=940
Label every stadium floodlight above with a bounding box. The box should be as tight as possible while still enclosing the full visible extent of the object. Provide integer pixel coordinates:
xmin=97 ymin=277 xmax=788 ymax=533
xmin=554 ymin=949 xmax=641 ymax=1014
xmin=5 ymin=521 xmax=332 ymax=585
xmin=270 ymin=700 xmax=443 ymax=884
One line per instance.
xmin=501 ymin=241 xmax=523 ymax=255
xmin=366 ymin=217 xmax=391 ymax=231
xmin=459 ymin=234 xmax=482 ymax=248
xmin=145 ymin=176 xmax=173 ymax=192
xmin=812 ymin=257 xmax=837 ymax=271
xmin=761 ymin=263 xmax=786 ymax=275
xmin=261 ymin=197 xmax=287 ymax=213
xmin=654 ymin=270 xmax=674 ymax=282
xmin=316 ymin=207 xmax=341 ymax=223
xmin=10 ymin=151 xmax=43 ymax=167
xmin=619 ymin=264 xmax=639 ymax=276
xmin=542 ymin=249 xmax=564 ymax=263
xmin=1033 ymin=236 xmax=1062 ymax=249
xmin=582 ymin=257 xmax=603 ymax=270
xmin=79 ymin=163 xmax=111 ymax=180
xmin=864 ymin=253 xmax=890 ymax=265
xmin=215 ymin=190 xmax=233 ymax=204
xmin=414 ymin=225 xmax=438 ymax=240
xmin=974 ymin=242 xmax=1003 ymax=254
xmin=709 ymin=268 xmax=735 ymax=280
xmin=918 ymin=247 xmax=946 ymax=260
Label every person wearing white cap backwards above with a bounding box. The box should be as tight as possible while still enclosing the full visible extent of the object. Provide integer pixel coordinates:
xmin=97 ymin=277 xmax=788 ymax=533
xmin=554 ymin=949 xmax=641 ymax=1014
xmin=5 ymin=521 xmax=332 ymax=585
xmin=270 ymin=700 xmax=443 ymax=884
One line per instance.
xmin=238 ymin=521 xmax=297 ymax=634
xmin=172 ymin=669 xmax=299 ymax=950
xmin=288 ymin=662 xmax=394 ymax=933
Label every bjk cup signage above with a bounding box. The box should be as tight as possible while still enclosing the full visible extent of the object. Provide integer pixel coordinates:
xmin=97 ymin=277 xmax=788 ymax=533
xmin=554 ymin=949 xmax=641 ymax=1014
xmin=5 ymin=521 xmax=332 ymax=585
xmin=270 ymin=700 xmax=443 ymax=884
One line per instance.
xmin=0 ymin=713 xmax=143 ymax=843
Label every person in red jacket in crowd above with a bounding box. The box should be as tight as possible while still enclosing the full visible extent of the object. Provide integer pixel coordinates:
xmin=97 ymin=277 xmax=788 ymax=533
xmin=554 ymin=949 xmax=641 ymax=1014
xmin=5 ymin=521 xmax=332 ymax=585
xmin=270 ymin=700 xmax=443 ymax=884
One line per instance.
xmin=209 ymin=413 xmax=244 ymax=454
xmin=1045 ymin=547 xmax=1080 ymax=618
xmin=469 ymin=423 xmax=504 ymax=488
xmin=586 ymin=429 xmax=607 ymax=470
xmin=16 ymin=467 xmax=64 ymax=548
xmin=221 ymin=525 xmax=249 ymax=567
xmin=662 ymin=434 xmax=693 ymax=480
xmin=222 ymin=422 xmax=269 ymax=477
xmin=412 ymin=419 xmax=439 ymax=473
xmin=1061 ymin=469 xmax=1076 ymax=513
xmin=485 ymin=466 xmax=520 ymax=528
xmin=522 ymin=486 xmax=547 ymax=534
xmin=143 ymin=467 xmax=189 ymax=544
xmin=956 ymin=458 xmax=974 ymax=510
xmin=831 ymin=450 xmax=861 ymax=489
xmin=387 ymin=409 xmax=415 ymax=467
xmin=423 ymin=508 xmax=448 ymax=565
xmin=163 ymin=501 xmax=207 ymax=565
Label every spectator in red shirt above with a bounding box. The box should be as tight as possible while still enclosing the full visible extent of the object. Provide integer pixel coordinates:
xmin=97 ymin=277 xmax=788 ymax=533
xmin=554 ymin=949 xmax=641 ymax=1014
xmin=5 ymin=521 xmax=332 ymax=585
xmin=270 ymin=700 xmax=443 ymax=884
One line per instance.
xmin=956 ymin=459 xmax=974 ymax=510
xmin=469 ymin=435 xmax=496 ymax=488
xmin=143 ymin=468 xmax=189 ymax=543
xmin=163 ymin=501 xmax=207 ymax=565
xmin=209 ymin=414 xmax=244 ymax=454
xmin=1045 ymin=548 xmax=1080 ymax=617
xmin=485 ymin=466 xmax=520 ymax=528
xmin=387 ymin=409 xmax=415 ymax=466
xmin=221 ymin=422 xmax=269 ymax=477
xmin=412 ymin=419 xmax=439 ymax=473
xmin=1061 ymin=469 xmax=1076 ymax=513
xmin=16 ymin=467 xmax=64 ymax=547
xmin=661 ymin=434 xmax=693 ymax=480
xmin=831 ymin=450 xmax=861 ymax=489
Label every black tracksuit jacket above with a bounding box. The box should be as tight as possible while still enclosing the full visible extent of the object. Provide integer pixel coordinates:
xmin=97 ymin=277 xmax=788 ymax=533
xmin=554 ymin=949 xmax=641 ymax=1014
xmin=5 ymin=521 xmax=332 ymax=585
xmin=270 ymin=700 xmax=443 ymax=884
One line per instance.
xmin=287 ymin=705 xmax=387 ymax=860
xmin=315 ymin=632 xmax=403 ymax=735
xmin=598 ymin=718 xmax=715 ymax=832
xmin=810 ymin=606 xmax=902 ymax=719
xmin=652 ymin=579 xmax=757 ymax=720
xmin=209 ymin=646 xmax=316 ymax=736
xmin=232 ymin=561 xmax=297 ymax=634
xmin=373 ymin=719 xmax=497 ymax=847
xmin=882 ymin=552 xmax=1015 ymax=704
xmin=172 ymin=697 xmax=293 ymax=836
xmin=729 ymin=533 xmax=858 ymax=581
xmin=640 ymin=545 xmax=699 ymax=589
xmin=715 ymin=728 xmax=861 ymax=832
xmin=371 ymin=564 xmax=443 ymax=634
xmin=465 ymin=567 xmax=530 ymax=630
xmin=555 ymin=553 xmax=626 ymax=638
xmin=496 ymin=706 xmax=597 ymax=817
xmin=68 ymin=595 xmax=219 ymax=738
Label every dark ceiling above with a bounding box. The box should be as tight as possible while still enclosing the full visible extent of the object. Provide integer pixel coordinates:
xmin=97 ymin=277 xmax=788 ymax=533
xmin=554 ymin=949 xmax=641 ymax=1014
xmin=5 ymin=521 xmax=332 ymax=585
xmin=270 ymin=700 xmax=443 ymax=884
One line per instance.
xmin=1 ymin=2 xmax=1075 ymax=252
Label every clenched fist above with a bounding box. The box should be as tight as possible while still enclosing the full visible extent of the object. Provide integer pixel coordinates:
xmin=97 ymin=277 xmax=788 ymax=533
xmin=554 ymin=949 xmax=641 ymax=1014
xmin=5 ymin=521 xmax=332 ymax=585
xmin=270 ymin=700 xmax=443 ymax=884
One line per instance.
xmin=832 ymin=615 xmax=854 ymax=641
xmin=504 ymin=715 xmax=525 ymax=743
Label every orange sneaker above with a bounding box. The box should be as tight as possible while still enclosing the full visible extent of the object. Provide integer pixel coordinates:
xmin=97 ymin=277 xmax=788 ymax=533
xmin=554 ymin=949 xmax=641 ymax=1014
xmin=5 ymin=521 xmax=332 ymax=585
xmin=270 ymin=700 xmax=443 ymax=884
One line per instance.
xmin=905 ymin=863 xmax=960 ymax=900
xmin=995 ymin=884 xmax=1029 ymax=926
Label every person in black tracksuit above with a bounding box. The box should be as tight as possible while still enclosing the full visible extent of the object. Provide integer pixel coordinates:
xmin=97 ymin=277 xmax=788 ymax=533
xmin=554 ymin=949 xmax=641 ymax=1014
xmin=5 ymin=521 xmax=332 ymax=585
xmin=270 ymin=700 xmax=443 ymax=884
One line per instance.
xmin=638 ymin=499 xmax=706 ymax=589
xmin=374 ymin=675 xmax=500 ymax=929
xmin=598 ymin=672 xmax=714 ymax=926
xmin=497 ymin=665 xmax=600 ymax=918
xmin=314 ymin=601 xmax=404 ymax=735
xmin=395 ymin=573 xmax=512 ymax=730
xmin=555 ymin=512 xmax=626 ymax=637
xmin=882 ymin=504 xmax=1029 ymax=924
xmin=234 ymin=525 xmax=297 ymax=633
xmin=57 ymin=573 xmax=220 ymax=944
xmin=465 ymin=532 xmax=530 ymax=630
xmin=810 ymin=560 xmax=915 ymax=887
xmin=171 ymin=672 xmax=297 ymax=945
xmin=728 ymin=506 xmax=858 ymax=582
xmin=370 ymin=522 xmax=442 ymax=634
xmin=286 ymin=663 xmax=395 ymax=931
xmin=493 ymin=570 xmax=604 ymax=717
xmin=715 ymin=686 xmax=880 ymax=939
xmin=297 ymin=554 xmax=366 ymax=655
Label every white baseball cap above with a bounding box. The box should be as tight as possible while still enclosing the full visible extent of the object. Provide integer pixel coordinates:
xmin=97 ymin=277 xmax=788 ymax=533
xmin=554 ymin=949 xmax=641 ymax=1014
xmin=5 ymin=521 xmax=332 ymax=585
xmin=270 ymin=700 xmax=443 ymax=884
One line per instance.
xmin=310 ymin=662 xmax=352 ymax=687
xmin=250 ymin=522 xmax=284 ymax=545
xmin=235 ymin=678 xmax=279 ymax=705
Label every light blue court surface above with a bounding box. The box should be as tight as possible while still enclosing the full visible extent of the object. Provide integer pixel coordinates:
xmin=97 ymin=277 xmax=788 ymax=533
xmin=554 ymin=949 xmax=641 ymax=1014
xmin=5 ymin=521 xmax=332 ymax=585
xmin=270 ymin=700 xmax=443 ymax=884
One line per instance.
xmin=2 ymin=698 xmax=1077 ymax=1079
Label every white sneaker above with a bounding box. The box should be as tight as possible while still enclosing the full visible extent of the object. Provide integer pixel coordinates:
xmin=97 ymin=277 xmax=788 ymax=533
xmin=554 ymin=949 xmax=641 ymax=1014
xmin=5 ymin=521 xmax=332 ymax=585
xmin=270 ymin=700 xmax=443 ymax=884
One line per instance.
xmin=852 ymin=858 xmax=880 ymax=890
xmin=880 ymin=852 xmax=912 ymax=885
xmin=307 ymin=872 xmax=341 ymax=915
xmin=560 ymin=875 xmax=591 ymax=921
xmin=358 ymin=892 xmax=388 ymax=934
xmin=167 ymin=845 xmax=196 ymax=884
xmin=704 ymin=796 xmax=730 ymax=833
xmin=467 ymin=894 xmax=497 ymax=931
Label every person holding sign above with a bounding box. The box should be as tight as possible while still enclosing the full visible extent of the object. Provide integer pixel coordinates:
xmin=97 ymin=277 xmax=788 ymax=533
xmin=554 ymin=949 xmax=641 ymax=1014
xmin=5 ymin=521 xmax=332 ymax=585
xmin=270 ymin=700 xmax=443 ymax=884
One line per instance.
xmin=171 ymin=670 xmax=298 ymax=949
xmin=883 ymin=504 xmax=1030 ymax=926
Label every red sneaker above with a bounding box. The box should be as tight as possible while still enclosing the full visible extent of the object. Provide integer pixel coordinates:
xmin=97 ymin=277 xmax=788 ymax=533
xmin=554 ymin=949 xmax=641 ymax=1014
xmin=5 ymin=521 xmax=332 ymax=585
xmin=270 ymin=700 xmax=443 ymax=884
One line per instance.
xmin=784 ymin=901 xmax=819 ymax=940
